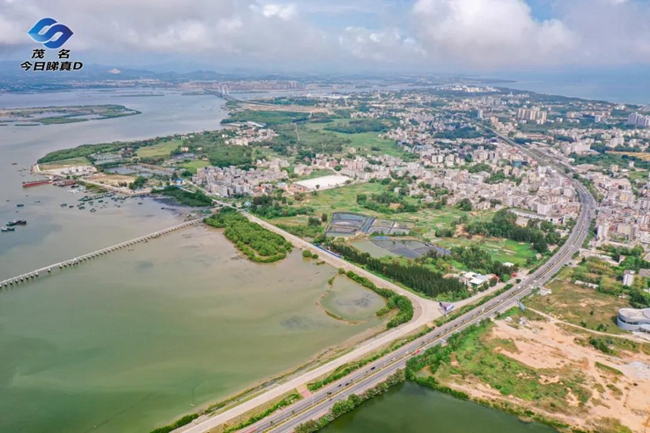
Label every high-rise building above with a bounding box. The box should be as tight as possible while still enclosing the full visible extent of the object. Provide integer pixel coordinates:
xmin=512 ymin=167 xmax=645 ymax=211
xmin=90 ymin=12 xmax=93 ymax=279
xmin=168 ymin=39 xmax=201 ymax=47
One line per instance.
xmin=627 ymin=112 xmax=650 ymax=127
xmin=517 ymin=107 xmax=547 ymax=124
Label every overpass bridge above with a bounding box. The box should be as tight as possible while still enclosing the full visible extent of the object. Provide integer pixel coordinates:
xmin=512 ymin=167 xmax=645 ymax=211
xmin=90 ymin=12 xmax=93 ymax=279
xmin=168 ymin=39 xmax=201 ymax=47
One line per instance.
xmin=0 ymin=218 xmax=203 ymax=289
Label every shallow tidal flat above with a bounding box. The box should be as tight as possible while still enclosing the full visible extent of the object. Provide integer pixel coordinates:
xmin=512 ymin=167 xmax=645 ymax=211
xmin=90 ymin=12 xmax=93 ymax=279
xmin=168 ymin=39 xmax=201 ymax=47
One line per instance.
xmin=0 ymin=226 xmax=383 ymax=433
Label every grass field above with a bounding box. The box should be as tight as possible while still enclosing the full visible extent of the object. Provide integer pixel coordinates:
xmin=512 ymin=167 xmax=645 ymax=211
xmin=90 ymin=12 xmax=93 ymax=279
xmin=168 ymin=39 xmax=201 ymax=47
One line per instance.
xmin=527 ymin=266 xmax=629 ymax=334
xmin=299 ymin=182 xmax=389 ymax=215
xmin=40 ymin=156 xmax=91 ymax=169
xmin=435 ymin=237 xmax=537 ymax=267
xmin=626 ymin=169 xmax=650 ymax=182
xmin=136 ymin=139 xmax=181 ymax=158
xmin=306 ymin=122 xmax=404 ymax=157
xmin=415 ymin=208 xmax=493 ymax=233
xmin=297 ymin=169 xmax=335 ymax=181
xmin=179 ymin=159 xmax=211 ymax=174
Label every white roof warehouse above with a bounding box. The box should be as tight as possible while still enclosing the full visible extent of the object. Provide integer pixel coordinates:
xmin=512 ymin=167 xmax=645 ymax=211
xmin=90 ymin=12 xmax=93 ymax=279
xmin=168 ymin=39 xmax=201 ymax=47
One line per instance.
xmin=291 ymin=175 xmax=352 ymax=192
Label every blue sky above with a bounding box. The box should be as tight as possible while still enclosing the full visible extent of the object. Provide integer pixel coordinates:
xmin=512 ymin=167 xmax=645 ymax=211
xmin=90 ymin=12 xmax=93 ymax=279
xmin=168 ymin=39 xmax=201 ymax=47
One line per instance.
xmin=2 ymin=0 xmax=650 ymax=73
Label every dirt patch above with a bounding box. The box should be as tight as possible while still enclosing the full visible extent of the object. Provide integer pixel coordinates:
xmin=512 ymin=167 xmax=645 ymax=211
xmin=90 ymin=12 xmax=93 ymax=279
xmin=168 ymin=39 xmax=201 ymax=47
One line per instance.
xmin=457 ymin=320 xmax=650 ymax=432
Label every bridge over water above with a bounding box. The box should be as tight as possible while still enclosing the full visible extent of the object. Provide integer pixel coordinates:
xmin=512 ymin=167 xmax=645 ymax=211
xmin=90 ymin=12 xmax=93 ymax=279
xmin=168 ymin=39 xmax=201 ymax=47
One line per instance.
xmin=0 ymin=218 xmax=203 ymax=288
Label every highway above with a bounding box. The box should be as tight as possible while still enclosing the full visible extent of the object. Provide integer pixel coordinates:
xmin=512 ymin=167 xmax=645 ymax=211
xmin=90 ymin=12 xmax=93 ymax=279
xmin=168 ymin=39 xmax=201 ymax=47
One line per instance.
xmin=179 ymin=136 xmax=596 ymax=433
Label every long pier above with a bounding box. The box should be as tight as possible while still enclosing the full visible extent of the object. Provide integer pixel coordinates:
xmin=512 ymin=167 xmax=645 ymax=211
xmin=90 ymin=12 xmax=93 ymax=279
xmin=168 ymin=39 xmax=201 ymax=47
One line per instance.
xmin=0 ymin=218 xmax=203 ymax=288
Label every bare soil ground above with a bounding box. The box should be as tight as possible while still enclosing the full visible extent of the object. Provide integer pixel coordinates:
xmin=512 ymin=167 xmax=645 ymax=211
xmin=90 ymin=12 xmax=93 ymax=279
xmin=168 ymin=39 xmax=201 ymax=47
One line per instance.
xmin=446 ymin=319 xmax=650 ymax=432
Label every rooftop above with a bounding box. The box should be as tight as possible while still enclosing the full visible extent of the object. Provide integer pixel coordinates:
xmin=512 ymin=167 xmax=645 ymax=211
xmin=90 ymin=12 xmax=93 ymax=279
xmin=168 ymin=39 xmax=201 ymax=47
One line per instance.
xmin=293 ymin=175 xmax=351 ymax=191
xmin=619 ymin=308 xmax=650 ymax=322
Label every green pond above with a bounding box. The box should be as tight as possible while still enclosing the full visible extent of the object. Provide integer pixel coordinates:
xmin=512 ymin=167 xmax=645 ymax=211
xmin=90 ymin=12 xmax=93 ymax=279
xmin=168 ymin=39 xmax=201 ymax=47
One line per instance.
xmin=322 ymin=382 xmax=557 ymax=433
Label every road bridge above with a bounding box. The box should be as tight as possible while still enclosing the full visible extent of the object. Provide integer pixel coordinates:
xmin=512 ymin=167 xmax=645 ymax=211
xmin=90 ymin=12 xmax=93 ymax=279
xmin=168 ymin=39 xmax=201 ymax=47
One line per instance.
xmin=0 ymin=218 xmax=203 ymax=289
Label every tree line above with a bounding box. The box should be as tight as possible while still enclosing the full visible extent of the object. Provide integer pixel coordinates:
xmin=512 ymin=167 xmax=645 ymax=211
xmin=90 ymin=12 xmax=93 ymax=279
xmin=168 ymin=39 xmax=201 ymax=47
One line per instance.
xmin=205 ymin=209 xmax=292 ymax=263
xmin=329 ymin=243 xmax=470 ymax=301
xmin=466 ymin=210 xmax=552 ymax=253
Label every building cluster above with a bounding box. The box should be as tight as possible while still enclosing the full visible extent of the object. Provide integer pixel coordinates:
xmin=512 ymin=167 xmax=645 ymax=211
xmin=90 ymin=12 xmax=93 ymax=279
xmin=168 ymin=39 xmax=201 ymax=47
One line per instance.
xmin=516 ymin=107 xmax=548 ymax=124
xmin=192 ymin=163 xmax=288 ymax=197
xmin=587 ymin=170 xmax=650 ymax=245
xmin=225 ymin=122 xmax=278 ymax=146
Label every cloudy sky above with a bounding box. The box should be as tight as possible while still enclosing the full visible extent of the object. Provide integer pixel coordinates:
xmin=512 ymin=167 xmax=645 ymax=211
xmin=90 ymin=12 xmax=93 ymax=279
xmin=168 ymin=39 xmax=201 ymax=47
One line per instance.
xmin=2 ymin=0 xmax=650 ymax=73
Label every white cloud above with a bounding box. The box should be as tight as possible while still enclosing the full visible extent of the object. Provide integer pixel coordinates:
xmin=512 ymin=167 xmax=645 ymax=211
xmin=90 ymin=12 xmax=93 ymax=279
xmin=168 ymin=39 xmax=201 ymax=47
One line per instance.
xmin=558 ymin=0 xmax=650 ymax=65
xmin=411 ymin=0 xmax=576 ymax=68
xmin=0 ymin=0 xmax=328 ymax=60
xmin=260 ymin=4 xmax=298 ymax=20
xmin=339 ymin=27 xmax=426 ymax=62
xmin=3 ymin=0 xmax=650 ymax=70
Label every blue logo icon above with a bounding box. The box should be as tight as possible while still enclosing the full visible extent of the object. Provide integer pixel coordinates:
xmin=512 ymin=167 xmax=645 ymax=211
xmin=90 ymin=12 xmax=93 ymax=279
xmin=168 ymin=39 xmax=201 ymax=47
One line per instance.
xmin=28 ymin=18 xmax=74 ymax=49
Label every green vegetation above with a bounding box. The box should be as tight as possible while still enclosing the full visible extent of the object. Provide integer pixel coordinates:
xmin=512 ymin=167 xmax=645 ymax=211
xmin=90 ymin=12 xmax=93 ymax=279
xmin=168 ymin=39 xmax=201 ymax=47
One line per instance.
xmin=222 ymin=109 xmax=310 ymax=126
xmin=466 ymin=209 xmax=556 ymax=253
xmin=329 ymin=243 xmax=470 ymax=301
xmin=357 ymin=191 xmax=419 ymax=214
xmin=588 ymin=337 xmax=616 ymax=355
xmin=149 ymin=414 xmax=199 ymax=433
xmin=595 ymin=362 xmax=623 ymax=376
xmin=436 ymin=285 xmax=513 ymax=327
xmin=262 ymin=123 xmax=352 ymax=160
xmin=158 ymin=186 xmax=213 ymax=207
xmin=39 ymin=156 xmax=91 ymax=169
xmin=295 ymin=370 xmax=405 ymax=433
xmin=344 ymin=271 xmax=413 ymax=329
xmin=451 ymin=246 xmax=516 ymax=281
xmin=38 ymin=133 xmax=181 ymax=164
xmin=205 ymin=209 xmax=292 ymax=263
xmin=435 ymin=237 xmax=537 ymax=267
xmin=208 ymin=144 xmax=253 ymax=168
xmin=223 ymin=393 xmax=301 ymax=433
xmin=129 ymin=176 xmax=148 ymax=190
xmin=527 ymin=260 xmax=629 ymax=334
xmin=249 ymin=194 xmax=313 ymax=219
xmin=407 ymin=322 xmax=590 ymax=429
xmin=6 ymin=104 xmax=139 ymax=126
xmin=324 ymin=119 xmax=390 ymax=134
xmin=178 ymin=159 xmax=211 ymax=174
xmin=136 ymin=139 xmax=181 ymax=158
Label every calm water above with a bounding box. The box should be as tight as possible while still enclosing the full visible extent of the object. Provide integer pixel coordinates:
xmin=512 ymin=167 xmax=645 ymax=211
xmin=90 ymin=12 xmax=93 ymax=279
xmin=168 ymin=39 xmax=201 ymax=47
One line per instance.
xmin=0 ymin=91 xmax=384 ymax=433
xmin=323 ymin=382 xmax=556 ymax=433
xmin=501 ymin=71 xmax=650 ymax=105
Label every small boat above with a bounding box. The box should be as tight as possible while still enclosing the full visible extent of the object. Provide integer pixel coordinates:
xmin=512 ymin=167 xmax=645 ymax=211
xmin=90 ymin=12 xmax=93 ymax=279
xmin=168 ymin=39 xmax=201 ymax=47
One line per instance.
xmin=1 ymin=226 xmax=15 ymax=232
